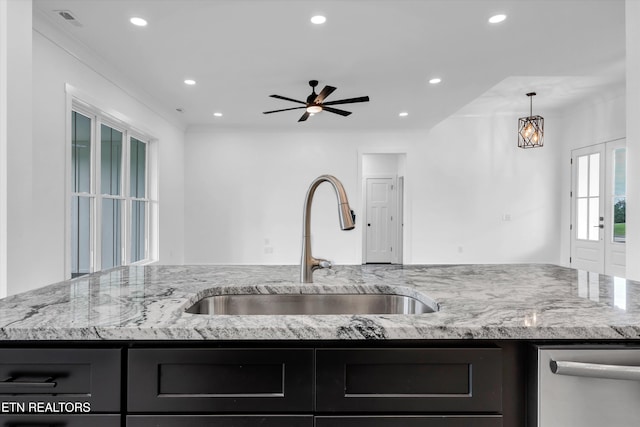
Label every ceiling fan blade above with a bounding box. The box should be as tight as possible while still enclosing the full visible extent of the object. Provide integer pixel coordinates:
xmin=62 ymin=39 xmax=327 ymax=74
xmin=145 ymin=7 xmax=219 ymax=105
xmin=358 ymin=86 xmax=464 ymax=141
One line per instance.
xmin=314 ymin=85 xmax=336 ymax=103
xmin=263 ymin=106 xmax=307 ymax=114
xmin=323 ymin=106 xmax=352 ymax=117
xmin=270 ymin=94 xmax=307 ymax=105
xmin=322 ymin=96 xmax=370 ymax=106
xmin=298 ymin=111 xmax=311 ymax=122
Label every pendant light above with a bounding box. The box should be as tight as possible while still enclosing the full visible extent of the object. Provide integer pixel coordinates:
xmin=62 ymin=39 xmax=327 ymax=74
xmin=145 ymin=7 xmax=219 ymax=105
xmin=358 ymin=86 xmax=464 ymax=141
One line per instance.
xmin=518 ymin=92 xmax=544 ymax=148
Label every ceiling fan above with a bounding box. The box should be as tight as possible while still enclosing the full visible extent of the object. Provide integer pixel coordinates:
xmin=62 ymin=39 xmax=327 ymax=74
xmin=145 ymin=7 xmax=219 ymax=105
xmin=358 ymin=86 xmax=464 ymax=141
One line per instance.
xmin=263 ymin=80 xmax=370 ymax=122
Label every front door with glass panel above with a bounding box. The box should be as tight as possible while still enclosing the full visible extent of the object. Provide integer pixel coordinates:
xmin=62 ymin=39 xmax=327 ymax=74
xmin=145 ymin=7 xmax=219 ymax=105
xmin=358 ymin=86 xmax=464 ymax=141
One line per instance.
xmin=571 ymin=140 xmax=626 ymax=276
xmin=604 ymin=139 xmax=626 ymax=277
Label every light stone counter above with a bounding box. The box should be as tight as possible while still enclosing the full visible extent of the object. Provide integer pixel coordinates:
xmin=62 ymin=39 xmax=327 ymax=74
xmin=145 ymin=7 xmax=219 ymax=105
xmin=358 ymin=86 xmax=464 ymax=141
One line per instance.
xmin=0 ymin=264 xmax=639 ymax=341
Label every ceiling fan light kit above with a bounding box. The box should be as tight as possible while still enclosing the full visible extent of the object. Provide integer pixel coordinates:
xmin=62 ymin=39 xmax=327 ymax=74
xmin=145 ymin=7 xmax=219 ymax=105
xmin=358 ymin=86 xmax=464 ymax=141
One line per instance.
xmin=263 ymin=80 xmax=370 ymax=122
xmin=518 ymin=92 xmax=544 ymax=149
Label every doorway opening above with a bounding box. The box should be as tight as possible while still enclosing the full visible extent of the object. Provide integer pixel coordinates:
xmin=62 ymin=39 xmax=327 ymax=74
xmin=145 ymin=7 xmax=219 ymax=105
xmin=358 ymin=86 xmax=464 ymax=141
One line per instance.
xmin=361 ymin=153 xmax=405 ymax=264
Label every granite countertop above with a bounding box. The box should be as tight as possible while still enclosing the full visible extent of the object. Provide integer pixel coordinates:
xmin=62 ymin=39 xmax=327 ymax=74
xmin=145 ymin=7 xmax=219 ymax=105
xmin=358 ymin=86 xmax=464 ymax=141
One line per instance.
xmin=0 ymin=264 xmax=639 ymax=341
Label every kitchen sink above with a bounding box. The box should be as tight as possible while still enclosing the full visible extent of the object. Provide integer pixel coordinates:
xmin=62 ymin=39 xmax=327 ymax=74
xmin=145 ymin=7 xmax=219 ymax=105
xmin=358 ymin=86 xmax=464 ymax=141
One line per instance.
xmin=185 ymin=293 xmax=436 ymax=315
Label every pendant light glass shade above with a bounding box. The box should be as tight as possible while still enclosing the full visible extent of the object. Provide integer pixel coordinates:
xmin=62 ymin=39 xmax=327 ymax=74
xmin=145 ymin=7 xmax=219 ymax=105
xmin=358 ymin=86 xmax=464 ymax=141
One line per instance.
xmin=518 ymin=92 xmax=544 ymax=149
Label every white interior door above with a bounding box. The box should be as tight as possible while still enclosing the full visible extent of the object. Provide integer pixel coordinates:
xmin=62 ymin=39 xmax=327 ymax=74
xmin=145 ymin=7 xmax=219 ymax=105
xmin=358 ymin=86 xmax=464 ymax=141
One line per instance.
xmin=571 ymin=140 xmax=626 ymax=276
xmin=365 ymin=177 xmax=394 ymax=263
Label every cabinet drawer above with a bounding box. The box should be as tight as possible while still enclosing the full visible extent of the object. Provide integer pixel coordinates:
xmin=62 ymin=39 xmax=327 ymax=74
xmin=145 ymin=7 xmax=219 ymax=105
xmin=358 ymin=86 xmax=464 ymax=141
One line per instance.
xmin=0 ymin=349 xmax=121 ymax=412
xmin=0 ymin=414 xmax=120 ymax=427
xmin=316 ymin=416 xmax=502 ymax=427
xmin=128 ymin=348 xmax=314 ymax=412
xmin=127 ymin=415 xmax=314 ymax=427
xmin=316 ymin=348 xmax=502 ymax=413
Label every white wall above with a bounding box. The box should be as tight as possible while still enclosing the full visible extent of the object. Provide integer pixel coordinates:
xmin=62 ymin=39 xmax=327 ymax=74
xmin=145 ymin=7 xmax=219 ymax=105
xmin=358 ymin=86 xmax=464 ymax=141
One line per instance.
xmin=0 ymin=0 xmax=6 ymax=298
xmin=2 ymin=0 xmax=33 ymax=296
xmin=410 ymin=114 xmax=562 ymax=264
xmin=184 ymin=113 xmax=562 ymax=267
xmin=626 ymin=0 xmax=640 ymax=280
xmin=362 ymin=153 xmax=402 ymax=175
xmin=6 ymin=16 xmax=186 ymax=294
xmin=554 ymin=92 xmax=626 ymax=268
xmin=184 ymin=128 xmax=369 ymax=265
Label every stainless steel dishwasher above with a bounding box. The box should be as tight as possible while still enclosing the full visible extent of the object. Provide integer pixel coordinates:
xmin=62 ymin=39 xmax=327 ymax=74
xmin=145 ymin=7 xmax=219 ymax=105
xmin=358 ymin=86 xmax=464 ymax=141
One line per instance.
xmin=531 ymin=345 xmax=640 ymax=426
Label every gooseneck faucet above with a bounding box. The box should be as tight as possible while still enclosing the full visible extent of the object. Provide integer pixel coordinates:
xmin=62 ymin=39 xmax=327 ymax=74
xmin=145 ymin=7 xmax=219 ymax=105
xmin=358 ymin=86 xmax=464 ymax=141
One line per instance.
xmin=301 ymin=175 xmax=355 ymax=283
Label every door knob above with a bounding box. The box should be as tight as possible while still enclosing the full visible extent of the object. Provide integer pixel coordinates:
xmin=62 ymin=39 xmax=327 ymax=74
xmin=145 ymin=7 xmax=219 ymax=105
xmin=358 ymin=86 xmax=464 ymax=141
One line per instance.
xmin=367 ymin=223 xmax=371 ymax=227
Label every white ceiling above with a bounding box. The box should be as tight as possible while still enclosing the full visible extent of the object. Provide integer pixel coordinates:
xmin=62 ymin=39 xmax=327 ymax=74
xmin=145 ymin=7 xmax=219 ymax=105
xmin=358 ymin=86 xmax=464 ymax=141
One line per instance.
xmin=33 ymin=0 xmax=626 ymax=130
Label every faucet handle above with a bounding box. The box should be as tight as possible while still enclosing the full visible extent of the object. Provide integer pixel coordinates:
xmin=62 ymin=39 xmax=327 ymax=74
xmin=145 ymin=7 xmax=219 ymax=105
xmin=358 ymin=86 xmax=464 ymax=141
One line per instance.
xmin=318 ymin=259 xmax=332 ymax=269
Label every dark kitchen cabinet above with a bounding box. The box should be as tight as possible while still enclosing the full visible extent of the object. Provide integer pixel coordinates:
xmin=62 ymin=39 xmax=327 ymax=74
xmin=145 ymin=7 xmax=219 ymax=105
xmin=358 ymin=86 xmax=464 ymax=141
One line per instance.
xmin=0 ymin=414 xmax=120 ymax=427
xmin=316 ymin=348 xmax=502 ymax=413
xmin=0 ymin=344 xmax=515 ymax=427
xmin=128 ymin=348 xmax=314 ymax=413
xmin=126 ymin=346 xmax=505 ymax=426
xmin=315 ymin=416 xmax=502 ymax=427
xmin=0 ymin=348 xmax=122 ymax=426
xmin=126 ymin=415 xmax=314 ymax=427
xmin=0 ymin=348 xmax=121 ymax=412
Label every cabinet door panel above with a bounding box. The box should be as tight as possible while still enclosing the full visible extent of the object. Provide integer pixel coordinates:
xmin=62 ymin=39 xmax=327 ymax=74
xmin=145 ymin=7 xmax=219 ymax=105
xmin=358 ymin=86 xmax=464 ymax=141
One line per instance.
xmin=0 ymin=349 xmax=121 ymax=412
xmin=316 ymin=348 xmax=502 ymax=413
xmin=0 ymin=414 xmax=120 ymax=427
xmin=128 ymin=348 xmax=313 ymax=412
xmin=127 ymin=415 xmax=314 ymax=427
xmin=316 ymin=416 xmax=502 ymax=427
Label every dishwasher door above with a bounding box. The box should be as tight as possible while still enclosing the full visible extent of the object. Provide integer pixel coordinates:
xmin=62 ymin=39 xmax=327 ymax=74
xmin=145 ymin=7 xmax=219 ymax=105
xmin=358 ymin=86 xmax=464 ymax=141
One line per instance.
xmin=534 ymin=346 xmax=640 ymax=427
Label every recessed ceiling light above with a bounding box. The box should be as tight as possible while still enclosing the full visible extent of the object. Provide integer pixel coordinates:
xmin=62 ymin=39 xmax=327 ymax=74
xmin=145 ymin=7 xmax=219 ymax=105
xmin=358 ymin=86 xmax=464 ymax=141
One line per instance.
xmin=429 ymin=78 xmax=442 ymax=85
xmin=488 ymin=14 xmax=507 ymax=24
xmin=311 ymin=15 xmax=326 ymax=24
xmin=213 ymin=112 xmax=223 ymax=117
xmin=399 ymin=112 xmax=409 ymax=117
xmin=130 ymin=17 xmax=148 ymax=27
xmin=184 ymin=79 xmax=196 ymax=85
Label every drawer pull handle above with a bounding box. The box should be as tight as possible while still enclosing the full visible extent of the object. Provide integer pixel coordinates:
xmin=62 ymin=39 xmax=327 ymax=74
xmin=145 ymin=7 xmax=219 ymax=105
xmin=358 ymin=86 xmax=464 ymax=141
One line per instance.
xmin=551 ymin=360 xmax=640 ymax=381
xmin=0 ymin=376 xmax=58 ymax=388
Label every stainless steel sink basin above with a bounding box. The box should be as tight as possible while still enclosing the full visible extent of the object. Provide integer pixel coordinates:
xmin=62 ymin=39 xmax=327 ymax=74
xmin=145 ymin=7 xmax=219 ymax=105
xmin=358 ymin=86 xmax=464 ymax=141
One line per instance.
xmin=185 ymin=293 xmax=435 ymax=315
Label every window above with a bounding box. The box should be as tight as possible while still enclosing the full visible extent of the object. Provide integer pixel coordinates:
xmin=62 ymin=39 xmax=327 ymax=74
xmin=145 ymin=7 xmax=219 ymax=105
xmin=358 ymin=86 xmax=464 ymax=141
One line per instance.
xmin=612 ymin=147 xmax=626 ymax=243
xmin=101 ymin=124 xmax=123 ymax=269
xmin=70 ymin=106 xmax=153 ymax=278
xmin=130 ymin=137 xmax=148 ymax=263
xmin=71 ymin=111 xmax=93 ymax=277
xmin=576 ymin=153 xmax=600 ymax=241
